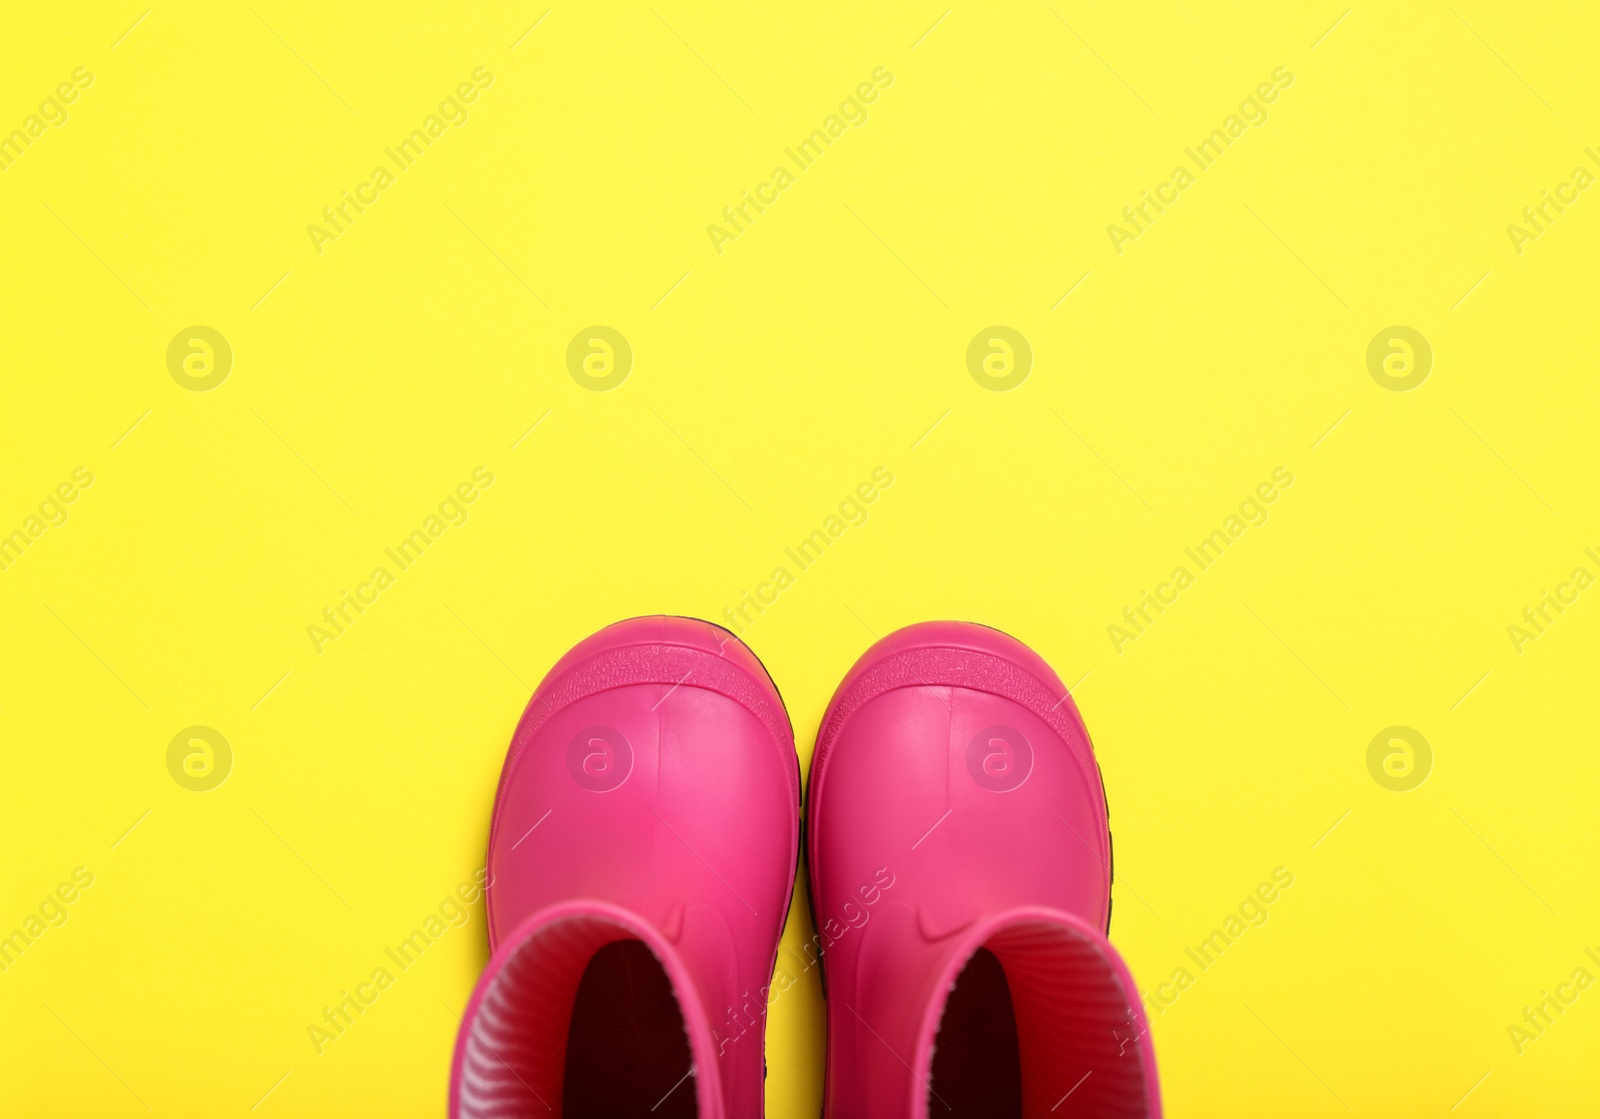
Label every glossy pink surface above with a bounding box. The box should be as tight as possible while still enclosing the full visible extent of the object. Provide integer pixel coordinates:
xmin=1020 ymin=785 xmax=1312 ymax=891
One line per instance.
xmin=457 ymin=616 xmax=799 ymax=1119
xmin=808 ymin=621 xmax=1160 ymax=1118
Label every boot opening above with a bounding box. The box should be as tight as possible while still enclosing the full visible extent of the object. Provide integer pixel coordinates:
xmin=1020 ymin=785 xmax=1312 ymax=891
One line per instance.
xmin=929 ymin=947 xmax=1023 ymax=1117
xmin=456 ymin=914 xmax=700 ymax=1119
xmin=927 ymin=921 xmax=1153 ymax=1119
xmin=565 ymin=939 xmax=696 ymax=1118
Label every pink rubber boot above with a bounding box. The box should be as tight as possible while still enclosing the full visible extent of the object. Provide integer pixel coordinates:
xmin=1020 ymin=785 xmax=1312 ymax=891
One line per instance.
xmin=450 ymin=617 xmax=800 ymax=1119
xmin=808 ymin=622 xmax=1160 ymax=1118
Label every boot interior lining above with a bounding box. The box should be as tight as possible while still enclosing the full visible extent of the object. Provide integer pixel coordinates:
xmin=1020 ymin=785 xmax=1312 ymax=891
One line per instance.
xmin=564 ymin=938 xmax=697 ymax=1118
xmin=928 ymin=947 xmax=1024 ymax=1118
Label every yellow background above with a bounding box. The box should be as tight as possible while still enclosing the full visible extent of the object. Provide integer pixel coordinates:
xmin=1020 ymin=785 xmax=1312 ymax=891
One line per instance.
xmin=2 ymin=2 xmax=1597 ymax=1115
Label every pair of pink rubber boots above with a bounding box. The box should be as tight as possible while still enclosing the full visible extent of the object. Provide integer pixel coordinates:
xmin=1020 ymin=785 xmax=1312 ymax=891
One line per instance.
xmin=449 ymin=617 xmax=1160 ymax=1118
